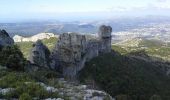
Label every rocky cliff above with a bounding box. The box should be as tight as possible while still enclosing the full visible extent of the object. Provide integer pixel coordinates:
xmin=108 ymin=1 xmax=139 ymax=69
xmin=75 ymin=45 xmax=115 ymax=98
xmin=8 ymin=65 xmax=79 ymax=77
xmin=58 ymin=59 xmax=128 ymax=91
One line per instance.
xmin=29 ymin=25 xmax=112 ymax=78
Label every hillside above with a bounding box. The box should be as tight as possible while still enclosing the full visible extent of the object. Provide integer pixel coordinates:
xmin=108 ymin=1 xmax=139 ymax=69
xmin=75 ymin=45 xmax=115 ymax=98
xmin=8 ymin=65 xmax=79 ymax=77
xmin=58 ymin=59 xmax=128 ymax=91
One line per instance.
xmin=14 ymin=35 xmax=170 ymax=100
xmin=113 ymin=38 xmax=170 ymax=61
xmin=16 ymin=37 xmax=57 ymax=59
xmin=79 ymin=51 xmax=170 ymax=100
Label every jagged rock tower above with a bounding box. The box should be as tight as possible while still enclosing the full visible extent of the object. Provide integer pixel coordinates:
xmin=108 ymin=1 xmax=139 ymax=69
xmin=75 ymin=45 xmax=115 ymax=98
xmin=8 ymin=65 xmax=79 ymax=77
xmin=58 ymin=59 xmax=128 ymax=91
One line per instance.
xmin=51 ymin=33 xmax=87 ymax=78
xmin=50 ymin=25 xmax=112 ymax=78
xmin=29 ymin=40 xmax=50 ymax=68
xmin=29 ymin=25 xmax=112 ymax=79
xmin=98 ymin=25 xmax=112 ymax=53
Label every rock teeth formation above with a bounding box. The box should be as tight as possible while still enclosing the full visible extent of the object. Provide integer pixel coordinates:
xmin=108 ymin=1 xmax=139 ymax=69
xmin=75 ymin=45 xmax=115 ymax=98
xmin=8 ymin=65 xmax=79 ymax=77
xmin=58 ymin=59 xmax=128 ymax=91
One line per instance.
xmin=29 ymin=40 xmax=50 ymax=68
xmin=0 ymin=30 xmax=14 ymax=48
xmin=29 ymin=25 xmax=112 ymax=79
xmin=52 ymin=25 xmax=112 ymax=78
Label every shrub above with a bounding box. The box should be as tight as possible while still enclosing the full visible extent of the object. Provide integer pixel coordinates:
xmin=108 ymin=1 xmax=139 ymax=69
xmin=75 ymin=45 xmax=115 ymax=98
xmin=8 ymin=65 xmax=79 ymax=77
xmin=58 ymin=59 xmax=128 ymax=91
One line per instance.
xmin=0 ymin=45 xmax=26 ymax=71
xmin=15 ymin=82 xmax=48 ymax=99
xmin=0 ymin=72 xmax=34 ymax=88
xmin=150 ymin=95 xmax=162 ymax=100
xmin=79 ymin=52 xmax=170 ymax=100
xmin=115 ymin=95 xmax=129 ymax=100
xmin=19 ymin=93 xmax=32 ymax=100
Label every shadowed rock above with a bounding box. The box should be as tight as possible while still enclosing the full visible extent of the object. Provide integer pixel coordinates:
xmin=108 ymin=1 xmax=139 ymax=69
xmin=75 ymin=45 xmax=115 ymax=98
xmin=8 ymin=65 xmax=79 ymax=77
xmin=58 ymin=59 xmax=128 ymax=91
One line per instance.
xmin=29 ymin=40 xmax=50 ymax=68
xmin=98 ymin=25 xmax=112 ymax=53
xmin=0 ymin=29 xmax=14 ymax=48
xmin=50 ymin=25 xmax=112 ymax=78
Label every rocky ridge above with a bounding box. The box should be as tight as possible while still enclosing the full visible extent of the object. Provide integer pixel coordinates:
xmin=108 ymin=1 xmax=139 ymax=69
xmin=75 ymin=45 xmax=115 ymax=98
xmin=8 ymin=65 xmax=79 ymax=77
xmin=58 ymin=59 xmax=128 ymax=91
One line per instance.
xmin=0 ymin=29 xmax=113 ymax=100
xmin=29 ymin=25 xmax=112 ymax=78
xmin=13 ymin=33 xmax=58 ymax=42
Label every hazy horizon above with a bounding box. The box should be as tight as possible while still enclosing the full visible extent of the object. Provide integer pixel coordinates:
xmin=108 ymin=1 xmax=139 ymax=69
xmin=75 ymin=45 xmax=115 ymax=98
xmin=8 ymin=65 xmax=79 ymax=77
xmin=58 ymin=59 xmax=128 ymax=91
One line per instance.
xmin=1 ymin=0 xmax=170 ymax=22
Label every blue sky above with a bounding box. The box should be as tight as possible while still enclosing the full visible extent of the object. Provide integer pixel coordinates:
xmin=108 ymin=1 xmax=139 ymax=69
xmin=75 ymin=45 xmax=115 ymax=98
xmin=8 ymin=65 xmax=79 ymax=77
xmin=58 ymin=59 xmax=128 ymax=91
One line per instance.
xmin=0 ymin=0 xmax=170 ymax=22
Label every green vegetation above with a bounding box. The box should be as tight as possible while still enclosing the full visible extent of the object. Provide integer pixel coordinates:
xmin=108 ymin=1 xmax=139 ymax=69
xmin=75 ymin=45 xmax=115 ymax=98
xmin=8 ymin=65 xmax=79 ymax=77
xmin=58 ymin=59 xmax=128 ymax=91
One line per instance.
xmin=0 ymin=70 xmax=62 ymax=99
xmin=79 ymin=51 xmax=170 ymax=100
xmin=0 ymin=72 xmax=34 ymax=88
xmin=112 ymin=39 xmax=170 ymax=61
xmin=16 ymin=37 xmax=57 ymax=59
xmin=0 ymin=45 xmax=26 ymax=70
xmin=0 ymin=37 xmax=64 ymax=99
xmin=111 ymin=45 xmax=128 ymax=55
xmin=19 ymin=93 xmax=32 ymax=100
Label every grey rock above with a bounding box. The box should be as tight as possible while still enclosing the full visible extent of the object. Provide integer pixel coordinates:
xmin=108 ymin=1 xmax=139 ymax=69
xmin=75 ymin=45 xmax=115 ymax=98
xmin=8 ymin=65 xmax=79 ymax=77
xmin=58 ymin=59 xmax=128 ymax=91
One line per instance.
xmin=0 ymin=30 xmax=14 ymax=48
xmin=50 ymin=25 xmax=112 ymax=78
xmin=98 ymin=25 xmax=112 ymax=39
xmin=98 ymin=25 xmax=112 ymax=53
xmin=29 ymin=40 xmax=50 ymax=68
xmin=52 ymin=33 xmax=87 ymax=78
xmin=0 ymin=88 xmax=15 ymax=95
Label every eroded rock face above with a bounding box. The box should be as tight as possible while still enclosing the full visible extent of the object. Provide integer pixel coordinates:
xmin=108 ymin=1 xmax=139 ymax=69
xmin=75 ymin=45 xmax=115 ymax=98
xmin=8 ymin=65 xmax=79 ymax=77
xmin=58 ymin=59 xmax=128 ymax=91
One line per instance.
xmin=53 ymin=33 xmax=87 ymax=78
xmin=98 ymin=25 xmax=112 ymax=53
xmin=30 ymin=25 xmax=112 ymax=78
xmin=98 ymin=25 xmax=112 ymax=39
xmin=50 ymin=25 xmax=112 ymax=78
xmin=0 ymin=30 xmax=14 ymax=48
xmin=86 ymin=40 xmax=99 ymax=61
xmin=29 ymin=40 xmax=50 ymax=68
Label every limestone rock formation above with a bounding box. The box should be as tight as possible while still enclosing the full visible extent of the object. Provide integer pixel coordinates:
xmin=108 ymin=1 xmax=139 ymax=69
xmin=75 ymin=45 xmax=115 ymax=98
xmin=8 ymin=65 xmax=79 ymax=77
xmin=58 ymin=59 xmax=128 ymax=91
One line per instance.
xmin=52 ymin=33 xmax=87 ymax=78
xmin=0 ymin=30 xmax=14 ymax=48
xmin=98 ymin=25 xmax=112 ymax=53
xmin=28 ymin=25 xmax=112 ymax=78
xmin=29 ymin=40 xmax=50 ymax=68
xmin=50 ymin=25 xmax=112 ymax=78
xmin=86 ymin=40 xmax=99 ymax=61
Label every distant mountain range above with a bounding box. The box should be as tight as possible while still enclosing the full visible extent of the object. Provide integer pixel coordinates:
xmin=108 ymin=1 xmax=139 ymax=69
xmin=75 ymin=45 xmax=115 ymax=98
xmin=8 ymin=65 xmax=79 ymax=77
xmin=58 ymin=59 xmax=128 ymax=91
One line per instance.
xmin=1 ymin=16 xmax=170 ymax=37
xmin=0 ymin=22 xmax=97 ymax=37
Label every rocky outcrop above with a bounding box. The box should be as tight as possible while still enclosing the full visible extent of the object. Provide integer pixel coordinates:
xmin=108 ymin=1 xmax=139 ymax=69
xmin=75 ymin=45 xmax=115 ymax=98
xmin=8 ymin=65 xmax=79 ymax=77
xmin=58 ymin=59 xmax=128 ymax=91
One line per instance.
xmin=50 ymin=25 xmax=112 ymax=78
xmin=13 ymin=33 xmax=58 ymax=42
xmin=0 ymin=30 xmax=14 ymax=48
xmin=98 ymin=25 xmax=112 ymax=53
xmin=28 ymin=25 xmax=112 ymax=78
xmin=29 ymin=40 xmax=50 ymax=68
xmin=51 ymin=33 xmax=87 ymax=78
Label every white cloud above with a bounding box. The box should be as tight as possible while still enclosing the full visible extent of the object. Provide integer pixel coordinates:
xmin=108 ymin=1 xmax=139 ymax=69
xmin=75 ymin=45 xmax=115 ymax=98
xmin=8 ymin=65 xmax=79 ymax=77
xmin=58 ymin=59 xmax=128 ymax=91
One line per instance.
xmin=108 ymin=7 xmax=131 ymax=12
xmin=157 ymin=0 xmax=167 ymax=2
xmin=153 ymin=0 xmax=170 ymax=9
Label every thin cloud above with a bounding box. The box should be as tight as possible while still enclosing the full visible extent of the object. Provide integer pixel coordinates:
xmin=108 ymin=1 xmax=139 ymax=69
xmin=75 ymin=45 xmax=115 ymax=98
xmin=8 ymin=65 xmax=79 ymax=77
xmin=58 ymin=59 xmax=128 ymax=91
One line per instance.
xmin=157 ymin=0 xmax=167 ymax=2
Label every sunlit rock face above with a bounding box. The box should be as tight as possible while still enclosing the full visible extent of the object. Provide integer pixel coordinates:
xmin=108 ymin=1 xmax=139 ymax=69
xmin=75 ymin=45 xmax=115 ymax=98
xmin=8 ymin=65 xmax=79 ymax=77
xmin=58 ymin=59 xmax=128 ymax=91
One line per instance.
xmin=13 ymin=33 xmax=58 ymax=42
xmin=29 ymin=40 xmax=50 ymax=68
xmin=50 ymin=25 xmax=112 ymax=78
xmin=0 ymin=30 xmax=14 ymax=48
